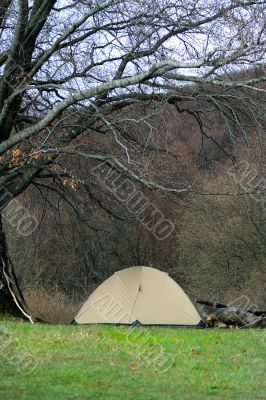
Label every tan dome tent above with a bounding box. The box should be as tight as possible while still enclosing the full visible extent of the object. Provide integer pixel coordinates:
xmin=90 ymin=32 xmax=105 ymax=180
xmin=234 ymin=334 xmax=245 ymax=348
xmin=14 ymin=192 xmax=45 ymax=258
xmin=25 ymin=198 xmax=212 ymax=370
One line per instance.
xmin=73 ymin=267 xmax=204 ymax=327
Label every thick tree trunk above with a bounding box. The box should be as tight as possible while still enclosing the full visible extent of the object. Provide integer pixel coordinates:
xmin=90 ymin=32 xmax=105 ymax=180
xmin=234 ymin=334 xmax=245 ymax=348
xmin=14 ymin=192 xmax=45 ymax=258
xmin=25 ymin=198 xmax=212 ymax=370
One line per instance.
xmin=0 ymin=214 xmax=33 ymax=321
xmin=0 ymin=274 xmax=21 ymax=316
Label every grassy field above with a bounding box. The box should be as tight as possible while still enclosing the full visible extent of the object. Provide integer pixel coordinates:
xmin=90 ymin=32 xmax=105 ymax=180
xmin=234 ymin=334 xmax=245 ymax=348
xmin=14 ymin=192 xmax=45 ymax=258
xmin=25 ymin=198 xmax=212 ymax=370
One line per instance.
xmin=0 ymin=316 xmax=265 ymax=400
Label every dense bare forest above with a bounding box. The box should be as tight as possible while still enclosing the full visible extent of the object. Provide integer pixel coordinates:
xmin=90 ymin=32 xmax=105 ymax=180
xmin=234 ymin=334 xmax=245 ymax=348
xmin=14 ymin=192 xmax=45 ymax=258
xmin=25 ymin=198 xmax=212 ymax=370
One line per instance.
xmin=4 ymin=94 xmax=266 ymax=322
xmin=0 ymin=0 xmax=266 ymax=323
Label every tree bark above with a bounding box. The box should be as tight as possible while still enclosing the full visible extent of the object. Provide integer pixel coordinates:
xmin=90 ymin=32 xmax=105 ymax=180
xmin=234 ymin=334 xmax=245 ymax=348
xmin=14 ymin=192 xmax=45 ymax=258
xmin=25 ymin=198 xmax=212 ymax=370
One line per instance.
xmin=196 ymin=299 xmax=266 ymax=316
xmin=0 ymin=214 xmax=33 ymax=321
xmin=196 ymin=300 xmax=266 ymax=328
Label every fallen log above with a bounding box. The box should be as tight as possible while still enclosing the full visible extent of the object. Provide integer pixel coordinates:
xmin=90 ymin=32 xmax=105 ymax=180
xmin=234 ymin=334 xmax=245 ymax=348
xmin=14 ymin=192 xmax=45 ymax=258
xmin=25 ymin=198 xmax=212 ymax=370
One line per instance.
xmin=196 ymin=300 xmax=227 ymax=309
xmin=196 ymin=299 xmax=266 ymax=317
xmin=196 ymin=300 xmax=266 ymax=328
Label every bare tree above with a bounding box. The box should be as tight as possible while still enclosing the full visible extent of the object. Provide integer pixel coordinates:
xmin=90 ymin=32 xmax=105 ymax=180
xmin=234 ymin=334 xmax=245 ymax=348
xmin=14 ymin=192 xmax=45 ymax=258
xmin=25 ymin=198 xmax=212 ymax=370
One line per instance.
xmin=0 ymin=0 xmax=266 ymax=318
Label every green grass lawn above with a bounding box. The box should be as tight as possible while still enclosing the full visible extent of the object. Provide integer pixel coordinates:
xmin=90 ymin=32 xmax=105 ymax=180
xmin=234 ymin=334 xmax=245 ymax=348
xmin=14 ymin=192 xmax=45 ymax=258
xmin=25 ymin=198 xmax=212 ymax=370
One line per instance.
xmin=0 ymin=316 xmax=265 ymax=400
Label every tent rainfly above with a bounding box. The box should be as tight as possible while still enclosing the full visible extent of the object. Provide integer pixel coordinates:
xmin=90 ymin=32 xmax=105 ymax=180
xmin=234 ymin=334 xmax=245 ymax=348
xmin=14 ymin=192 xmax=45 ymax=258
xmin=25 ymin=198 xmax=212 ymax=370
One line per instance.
xmin=73 ymin=266 xmax=205 ymax=327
